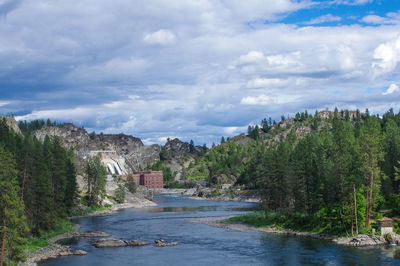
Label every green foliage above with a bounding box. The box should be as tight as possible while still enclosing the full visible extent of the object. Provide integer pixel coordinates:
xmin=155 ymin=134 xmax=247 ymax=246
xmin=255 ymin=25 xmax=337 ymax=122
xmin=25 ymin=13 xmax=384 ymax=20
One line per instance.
xmin=204 ymin=108 xmax=400 ymax=236
xmin=149 ymin=161 xmax=176 ymax=184
xmin=0 ymin=145 xmax=29 ymax=264
xmin=115 ymin=184 xmax=126 ymax=204
xmin=160 ymin=145 xmax=169 ymax=161
xmin=84 ymin=156 xmax=107 ymax=206
xmin=126 ymin=174 xmax=137 ymax=193
xmin=24 ymin=219 xmax=74 ymax=254
xmin=18 ymin=119 xmax=60 ymax=136
xmin=69 ymin=205 xmax=111 ymax=217
xmin=388 ymin=193 xmax=400 ymax=216
xmin=247 ymin=125 xmax=260 ymax=140
xmin=167 ymin=181 xmax=185 ymax=189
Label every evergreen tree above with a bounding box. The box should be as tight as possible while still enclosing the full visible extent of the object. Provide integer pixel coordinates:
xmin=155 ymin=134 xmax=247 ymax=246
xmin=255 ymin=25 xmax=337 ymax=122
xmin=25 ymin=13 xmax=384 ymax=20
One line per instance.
xmin=358 ymin=116 xmax=384 ymax=228
xmin=85 ymin=156 xmax=107 ymax=206
xmin=0 ymin=145 xmax=28 ymax=265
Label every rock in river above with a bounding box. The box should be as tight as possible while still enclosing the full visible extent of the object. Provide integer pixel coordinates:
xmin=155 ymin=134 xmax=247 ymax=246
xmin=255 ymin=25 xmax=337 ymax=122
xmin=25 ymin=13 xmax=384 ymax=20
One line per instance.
xmin=92 ymin=238 xmax=149 ymax=248
xmin=154 ymin=239 xmax=179 ymax=247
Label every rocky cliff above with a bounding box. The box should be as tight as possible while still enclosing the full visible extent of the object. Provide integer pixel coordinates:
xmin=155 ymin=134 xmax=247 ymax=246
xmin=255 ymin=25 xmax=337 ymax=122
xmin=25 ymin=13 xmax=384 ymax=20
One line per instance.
xmin=34 ymin=123 xmax=160 ymax=170
xmin=164 ymin=138 xmax=204 ymax=158
xmin=0 ymin=116 xmax=22 ymax=135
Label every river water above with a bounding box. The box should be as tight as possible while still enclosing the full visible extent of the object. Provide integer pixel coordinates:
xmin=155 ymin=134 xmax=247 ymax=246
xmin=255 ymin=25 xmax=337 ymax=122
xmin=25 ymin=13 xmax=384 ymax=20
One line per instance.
xmin=41 ymin=194 xmax=400 ymax=266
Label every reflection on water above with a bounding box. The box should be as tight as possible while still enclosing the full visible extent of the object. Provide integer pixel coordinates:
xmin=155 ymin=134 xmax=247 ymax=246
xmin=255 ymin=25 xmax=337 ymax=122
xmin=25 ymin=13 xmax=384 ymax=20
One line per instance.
xmin=41 ymin=195 xmax=400 ymax=266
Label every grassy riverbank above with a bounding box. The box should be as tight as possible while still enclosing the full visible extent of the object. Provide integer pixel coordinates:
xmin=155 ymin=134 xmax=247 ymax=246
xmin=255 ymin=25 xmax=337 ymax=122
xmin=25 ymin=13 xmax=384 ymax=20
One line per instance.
xmin=24 ymin=220 xmax=76 ymax=254
xmin=224 ymin=211 xmax=367 ymax=236
xmin=69 ymin=204 xmax=112 ymax=217
xmin=24 ymin=205 xmax=111 ymax=254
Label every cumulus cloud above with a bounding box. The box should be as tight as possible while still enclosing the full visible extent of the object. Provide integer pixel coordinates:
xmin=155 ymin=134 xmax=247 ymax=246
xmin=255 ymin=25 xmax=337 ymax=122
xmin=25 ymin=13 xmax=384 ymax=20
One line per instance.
xmin=303 ymin=14 xmax=342 ymax=25
xmin=143 ymin=29 xmax=176 ymax=45
xmin=241 ymin=95 xmax=272 ymax=105
xmin=382 ymin=84 xmax=400 ymax=95
xmin=1 ymin=0 xmax=400 ymax=145
xmin=372 ymin=35 xmax=400 ymax=76
xmin=247 ymin=78 xmax=287 ymax=89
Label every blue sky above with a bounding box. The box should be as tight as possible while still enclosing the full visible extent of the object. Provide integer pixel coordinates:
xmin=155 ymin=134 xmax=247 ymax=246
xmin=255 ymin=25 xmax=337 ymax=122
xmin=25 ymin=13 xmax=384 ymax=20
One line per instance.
xmin=0 ymin=0 xmax=399 ymax=145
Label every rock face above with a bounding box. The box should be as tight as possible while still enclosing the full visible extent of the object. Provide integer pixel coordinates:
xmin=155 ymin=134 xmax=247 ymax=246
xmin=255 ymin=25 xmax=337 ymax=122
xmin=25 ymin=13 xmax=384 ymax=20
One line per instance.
xmin=0 ymin=116 xmax=22 ymax=135
xmin=164 ymin=138 xmax=204 ymax=159
xmin=33 ymin=123 xmax=160 ymax=170
xmin=92 ymin=238 xmax=149 ymax=248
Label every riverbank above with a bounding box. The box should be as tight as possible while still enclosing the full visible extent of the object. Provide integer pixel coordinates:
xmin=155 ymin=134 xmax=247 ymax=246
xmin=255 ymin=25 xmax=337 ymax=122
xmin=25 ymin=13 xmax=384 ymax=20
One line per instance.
xmin=19 ymin=223 xmax=111 ymax=266
xmin=68 ymin=200 xmax=156 ymax=219
xmin=189 ymin=216 xmax=400 ymax=247
xmin=153 ymin=187 xmax=260 ymax=202
xmin=21 ymin=198 xmax=156 ymax=265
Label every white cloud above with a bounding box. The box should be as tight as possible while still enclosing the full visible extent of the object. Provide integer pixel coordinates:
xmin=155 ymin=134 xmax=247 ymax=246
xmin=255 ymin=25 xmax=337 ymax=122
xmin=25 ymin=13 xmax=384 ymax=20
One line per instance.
xmin=0 ymin=101 xmax=9 ymax=107
xmin=247 ymin=78 xmax=287 ymax=89
xmin=382 ymin=84 xmax=400 ymax=95
xmin=237 ymin=51 xmax=265 ymax=65
xmin=329 ymin=0 xmax=373 ymax=5
xmin=362 ymin=15 xmax=386 ymax=24
xmin=372 ymin=35 xmax=400 ymax=76
xmin=2 ymin=0 xmax=400 ymax=145
xmin=241 ymin=95 xmax=271 ymax=105
xmin=143 ymin=29 xmax=176 ymax=45
xmin=361 ymin=11 xmax=400 ymax=25
xmin=303 ymin=14 xmax=342 ymax=25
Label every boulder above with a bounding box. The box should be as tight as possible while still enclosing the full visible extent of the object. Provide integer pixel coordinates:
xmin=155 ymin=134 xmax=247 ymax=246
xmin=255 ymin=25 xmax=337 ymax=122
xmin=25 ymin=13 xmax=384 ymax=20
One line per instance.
xmin=154 ymin=239 xmax=179 ymax=247
xmin=92 ymin=238 xmax=149 ymax=248
xmin=125 ymin=240 xmax=149 ymax=246
xmin=93 ymin=238 xmax=127 ymax=248
xmin=74 ymin=250 xmax=88 ymax=256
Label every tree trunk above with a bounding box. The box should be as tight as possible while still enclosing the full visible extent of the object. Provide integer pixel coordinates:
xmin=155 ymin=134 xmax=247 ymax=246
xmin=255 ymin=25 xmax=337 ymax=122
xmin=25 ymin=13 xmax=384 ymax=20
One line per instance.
xmin=1 ymin=207 xmax=7 ymax=266
xmin=365 ymin=178 xmax=370 ymax=228
xmin=369 ymin=170 xmax=374 ymax=225
xmin=20 ymin=161 xmax=27 ymax=202
xmin=365 ymin=170 xmax=374 ymax=228
xmin=354 ymin=184 xmax=358 ymax=235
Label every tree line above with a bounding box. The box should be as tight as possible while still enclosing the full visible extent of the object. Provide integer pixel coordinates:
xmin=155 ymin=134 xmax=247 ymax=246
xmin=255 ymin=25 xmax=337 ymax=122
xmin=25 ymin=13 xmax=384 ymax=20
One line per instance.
xmin=237 ymin=109 xmax=400 ymax=235
xmin=0 ymin=119 xmax=78 ymax=265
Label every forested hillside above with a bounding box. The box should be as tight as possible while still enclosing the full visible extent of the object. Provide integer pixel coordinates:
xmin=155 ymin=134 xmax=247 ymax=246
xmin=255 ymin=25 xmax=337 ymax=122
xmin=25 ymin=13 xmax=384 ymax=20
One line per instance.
xmin=0 ymin=118 xmax=78 ymax=264
xmin=187 ymin=108 xmax=400 ymax=235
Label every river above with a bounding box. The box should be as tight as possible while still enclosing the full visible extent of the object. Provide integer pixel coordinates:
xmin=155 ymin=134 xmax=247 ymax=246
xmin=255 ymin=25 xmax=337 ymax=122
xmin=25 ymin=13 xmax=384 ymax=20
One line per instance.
xmin=41 ymin=194 xmax=400 ymax=265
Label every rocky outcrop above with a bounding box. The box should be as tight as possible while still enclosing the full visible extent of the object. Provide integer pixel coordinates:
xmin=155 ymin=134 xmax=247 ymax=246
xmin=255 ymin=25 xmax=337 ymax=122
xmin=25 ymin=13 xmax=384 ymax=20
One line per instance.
xmin=1 ymin=116 xmax=22 ymax=135
xmin=192 ymin=188 xmax=260 ymax=202
xmin=126 ymin=144 xmax=160 ymax=170
xmin=33 ymin=123 xmax=160 ymax=170
xmin=334 ymin=234 xmax=386 ymax=246
xmin=164 ymin=138 xmax=204 ymax=159
xmin=92 ymin=238 xmax=149 ymax=248
xmin=34 ymin=123 xmax=90 ymax=150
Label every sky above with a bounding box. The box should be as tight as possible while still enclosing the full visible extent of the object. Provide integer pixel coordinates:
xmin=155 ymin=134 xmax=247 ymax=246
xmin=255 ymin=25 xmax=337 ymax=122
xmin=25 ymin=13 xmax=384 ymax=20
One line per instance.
xmin=0 ymin=0 xmax=400 ymax=146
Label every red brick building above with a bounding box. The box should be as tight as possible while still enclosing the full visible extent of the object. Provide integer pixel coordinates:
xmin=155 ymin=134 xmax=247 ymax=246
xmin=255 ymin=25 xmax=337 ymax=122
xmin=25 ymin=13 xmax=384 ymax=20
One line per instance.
xmin=121 ymin=171 xmax=163 ymax=189
xmin=140 ymin=171 xmax=163 ymax=189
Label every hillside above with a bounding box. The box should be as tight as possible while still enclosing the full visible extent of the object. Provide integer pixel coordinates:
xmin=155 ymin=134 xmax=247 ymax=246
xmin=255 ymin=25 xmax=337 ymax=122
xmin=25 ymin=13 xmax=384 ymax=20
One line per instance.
xmin=181 ymin=109 xmax=390 ymax=186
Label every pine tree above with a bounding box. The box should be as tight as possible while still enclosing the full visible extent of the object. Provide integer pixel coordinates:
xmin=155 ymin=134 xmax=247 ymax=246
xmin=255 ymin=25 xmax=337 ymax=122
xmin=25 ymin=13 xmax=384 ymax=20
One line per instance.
xmin=85 ymin=156 xmax=107 ymax=206
xmin=0 ymin=145 xmax=28 ymax=265
xmin=359 ymin=117 xmax=384 ymax=228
